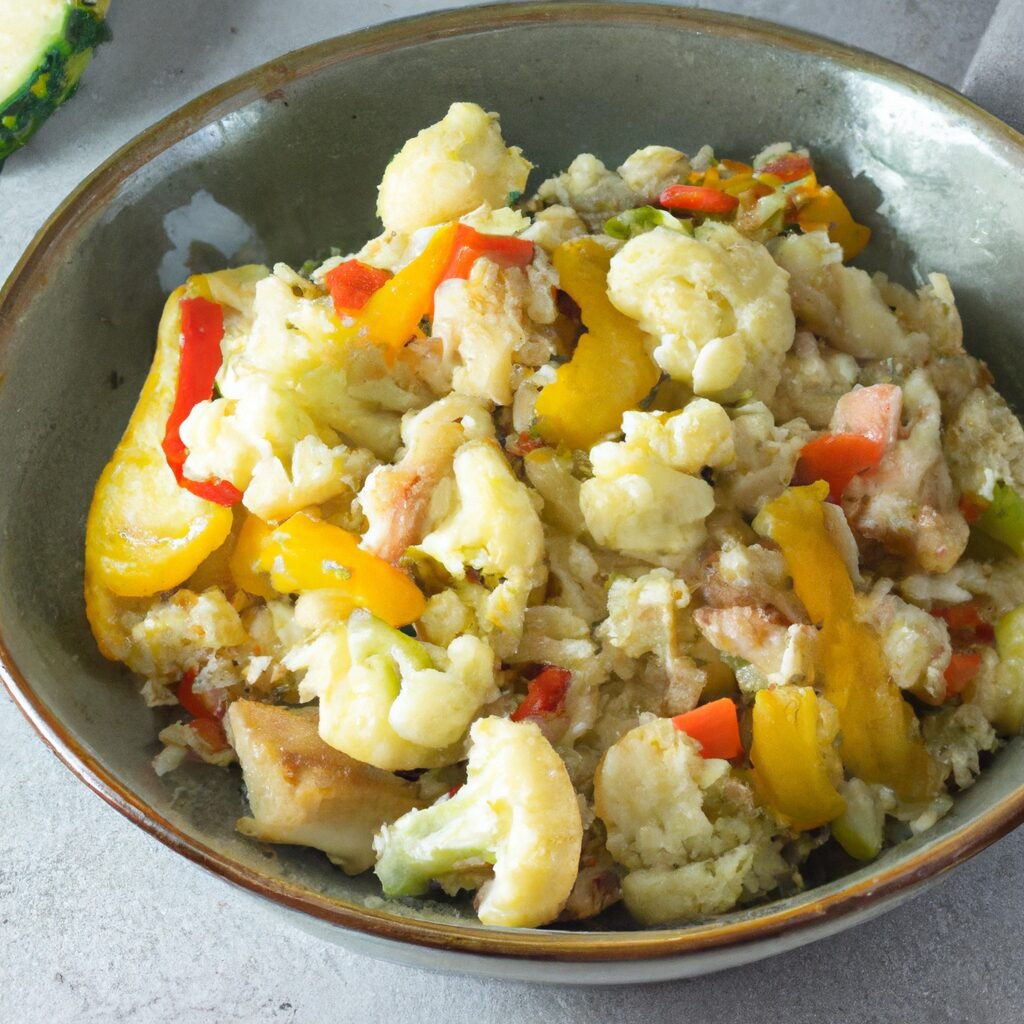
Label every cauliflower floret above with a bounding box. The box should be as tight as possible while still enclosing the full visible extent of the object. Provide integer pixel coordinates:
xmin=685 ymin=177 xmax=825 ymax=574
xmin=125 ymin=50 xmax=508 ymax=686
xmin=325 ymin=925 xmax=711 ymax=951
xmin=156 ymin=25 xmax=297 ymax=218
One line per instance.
xmin=601 ymin=569 xmax=706 ymax=715
xmin=619 ymin=400 xmax=735 ymax=473
xmin=374 ymin=716 xmax=583 ymax=927
xmin=694 ymin=606 xmax=819 ymax=688
xmin=417 ymin=439 xmax=546 ymax=654
xmin=522 ymin=447 xmax=585 ymax=536
xmin=595 ymin=718 xmax=791 ymax=924
xmin=716 ymin=403 xmax=811 ymax=517
xmin=616 ymin=145 xmax=691 ymax=199
xmin=432 ymin=257 xmax=534 ymax=406
xmin=922 ymin=704 xmax=999 ymax=790
xmin=607 ymin=224 xmax=794 ymax=398
xmin=518 ymin=204 xmax=588 ymax=253
xmin=771 ymin=231 xmax=923 ymax=361
xmin=359 ymin=394 xmax=494 ymax=563
xmin=580 ymin=440 xmax=715 ymax=561
xmin=228 ymin=701 xmax=422 ymax=873
xmin=299 ymin=612 xmax=498 ymax=772
xmin=376 ymin=103 xmax=531 ymax=235
xmin=244 ymin=435 xmax=377 ymax=524
xmin=127 ymin=588 xmax=247 ymax=683
xmin=768 ymin=331 xmax=859 ymax=429
xmin=858 ymin=590 xmax=951 ymax=703
xmin=944 ymin=386 xmax=1024 ymax=502
xmin=536 ymin=154 xmax=638 ymax=230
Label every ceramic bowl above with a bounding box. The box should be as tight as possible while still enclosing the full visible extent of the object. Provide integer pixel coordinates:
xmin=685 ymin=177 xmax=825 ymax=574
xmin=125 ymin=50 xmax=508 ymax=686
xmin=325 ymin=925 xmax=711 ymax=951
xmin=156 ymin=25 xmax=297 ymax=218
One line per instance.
xmin=3 ymin=2 xmax=1024 ymax=985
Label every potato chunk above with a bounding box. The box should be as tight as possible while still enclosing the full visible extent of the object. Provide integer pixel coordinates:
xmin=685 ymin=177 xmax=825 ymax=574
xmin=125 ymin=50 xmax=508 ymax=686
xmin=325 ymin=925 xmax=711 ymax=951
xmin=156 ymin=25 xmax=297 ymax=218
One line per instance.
xmin=228 ymin=700 xmax=421 ymax=874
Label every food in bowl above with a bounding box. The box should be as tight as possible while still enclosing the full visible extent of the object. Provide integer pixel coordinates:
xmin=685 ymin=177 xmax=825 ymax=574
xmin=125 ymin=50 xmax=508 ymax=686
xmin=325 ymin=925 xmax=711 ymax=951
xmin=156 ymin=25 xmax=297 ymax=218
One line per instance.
xmin=84 ymin=101 xmax=1024 ymax=929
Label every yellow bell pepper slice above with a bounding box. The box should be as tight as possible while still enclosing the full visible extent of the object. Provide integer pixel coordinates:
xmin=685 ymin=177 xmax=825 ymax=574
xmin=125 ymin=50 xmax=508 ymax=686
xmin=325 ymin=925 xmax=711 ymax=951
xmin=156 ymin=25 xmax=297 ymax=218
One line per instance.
xmin=256 ymin=512 xmax=426 ymax=627
xmin=229 ymin=513 xmax=275 ymax=600
xmin=336 ymin=222 xmax=458 ymax=356
xmin=750 ymin=686 xmax=846 ymax=830
xmin=754 ymin=483 xmax=944 ymax=803
xmin=796 ymin=186 xmax=871 ymax=261
xmin=534 ymin=238 xmax=660 ymax=450
xmin=84 ymin=285 xmax=233 ymax=601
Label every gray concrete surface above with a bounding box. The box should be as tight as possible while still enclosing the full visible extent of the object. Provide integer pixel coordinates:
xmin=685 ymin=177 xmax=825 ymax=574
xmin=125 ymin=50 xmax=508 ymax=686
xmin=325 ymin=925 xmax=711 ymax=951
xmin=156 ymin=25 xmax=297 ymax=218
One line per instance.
xmin=3 ymin=2 xmax=1024 ymax=1021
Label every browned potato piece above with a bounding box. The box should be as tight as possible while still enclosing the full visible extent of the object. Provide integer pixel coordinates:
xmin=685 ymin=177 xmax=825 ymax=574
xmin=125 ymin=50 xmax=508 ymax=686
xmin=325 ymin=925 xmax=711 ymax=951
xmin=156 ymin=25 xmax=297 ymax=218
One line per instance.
xmin=227 ymin=700 xmax=423 ymax=874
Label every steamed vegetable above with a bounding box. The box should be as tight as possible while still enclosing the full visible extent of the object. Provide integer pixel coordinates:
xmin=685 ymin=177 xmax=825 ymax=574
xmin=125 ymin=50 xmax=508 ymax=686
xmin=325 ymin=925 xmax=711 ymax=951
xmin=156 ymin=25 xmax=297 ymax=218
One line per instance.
xmin=374 ymin=716 xmax=583 ymax=927
xmin=0 ymin=0 xmax=111 ymax=163
xmin=161 ymin=295 xmax=243 ymax=507
xmin=533 ymin=237 xmax=659 ymax=449
xmin=301 ymin=611 xmax=497 ymax=772
xmin=228 ymin=700 xmax=422 ymax=874
xmin=754 ymin=483 xmax=945 ymax=802
xmin=256 ymin=511 xmax=426 ymax=627
xmin=84 ymin=285 xmax=233 ymax=601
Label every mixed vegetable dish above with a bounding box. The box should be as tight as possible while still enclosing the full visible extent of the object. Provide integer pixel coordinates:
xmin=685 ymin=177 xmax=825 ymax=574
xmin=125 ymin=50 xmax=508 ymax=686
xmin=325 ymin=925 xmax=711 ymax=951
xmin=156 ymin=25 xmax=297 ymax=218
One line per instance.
xmin=85 ymin=103 xmax=1024 ymax=928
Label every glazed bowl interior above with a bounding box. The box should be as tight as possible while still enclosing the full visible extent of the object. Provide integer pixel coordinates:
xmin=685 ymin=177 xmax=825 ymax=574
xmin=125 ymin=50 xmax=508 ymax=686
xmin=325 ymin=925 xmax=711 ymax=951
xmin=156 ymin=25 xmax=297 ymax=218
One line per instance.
xmin=3 ymin=2 xmax=1024 ymax=980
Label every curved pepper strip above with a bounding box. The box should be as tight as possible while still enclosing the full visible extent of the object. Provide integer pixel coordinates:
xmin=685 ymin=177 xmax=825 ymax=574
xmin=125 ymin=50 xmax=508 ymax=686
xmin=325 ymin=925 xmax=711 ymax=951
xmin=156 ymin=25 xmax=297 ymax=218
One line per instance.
xmin=753 ymin=483 xmax=945 ymax=802
xmin=334 ymin=223 xmax=534 ymax=357
xmin=534 ymin=238 xmax=660 ymax=450
xmin=161 ymin=296 xmax=243 ymax=506
xmin=255 ymin=511 xmax=426 ymax=627
xmin=750 ymin=686 xmax=846 ymax=830
xmin=84 ymin=286 xmax=234 ymax=601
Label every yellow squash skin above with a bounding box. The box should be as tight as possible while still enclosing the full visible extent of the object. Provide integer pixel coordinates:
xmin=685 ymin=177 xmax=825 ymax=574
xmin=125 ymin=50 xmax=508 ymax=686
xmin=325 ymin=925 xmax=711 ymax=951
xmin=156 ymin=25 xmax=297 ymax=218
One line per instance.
xmin=84 ymin=286 xmax=233 ymax=617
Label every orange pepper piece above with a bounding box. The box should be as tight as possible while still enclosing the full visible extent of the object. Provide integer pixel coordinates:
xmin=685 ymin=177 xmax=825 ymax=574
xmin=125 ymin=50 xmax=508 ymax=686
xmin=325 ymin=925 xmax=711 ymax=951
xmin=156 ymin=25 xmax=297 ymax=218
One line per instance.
xmin=256 ymin=512 xmax=426 ymax=627
xmin=754 ymin=484 xmax=945 ymax=802
xmin=534 ymin=238 xmax=659 ymax=450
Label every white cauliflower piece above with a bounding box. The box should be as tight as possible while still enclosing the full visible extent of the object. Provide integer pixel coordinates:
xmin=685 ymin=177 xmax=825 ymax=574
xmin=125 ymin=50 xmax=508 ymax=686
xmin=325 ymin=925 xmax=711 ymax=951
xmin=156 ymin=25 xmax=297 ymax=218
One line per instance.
xmin=417 ymin=440 xmax=546 ymax=654
xmin=858 ymin=591 xmax=951 ymax=703
xmin=127 ymin=588 xmax=247 ymax=682
xmin=376 ymin=102 xmax=531 ymax=234
xmin=581 ymin=440 xmax=715 ymax=560
xmin=607 ymin=224 xmax=794 ymax=398
xmin=944 ymin=386 xmax=1024 ymax=501
xmin=432 ymin=257 xmax=533 ymax=406
xmin=359 ymin=394 xmax=494 ymax=563
xmin=595 ymin=718 xmax=791 ymax=924
xmin=694 ymin=606 xmax=819 ymax=688
xmin=601 ymin=569 xmax=705 ymax=714
xmin=374 ymin=717 xmax=583 ymax=927
xmin=771 ymin=231 xmax=921 ymax=360
xmin=922 ymin=704 xmax=999 ymax=790
xmin=519 ymin=204 xmax=588 ymax=253
xmin=228 ymin=701 xmax=422 ymax=874
xmin=244 ymin=435 xmax=377 ymax=524
xmin=768 ymin=331 xmax=860 ymax=429
xmin=716 ymin=403 xmax=811 ymax=516
xmin=536 ymin=153 xmax=637 ymax=230
xmin=617 ymin=145 xmax=691 ymax=199
xmin=620 ymin=400 xmax=735 ymax=473
xmin=301 ymin=612 xmax=498 ymax=772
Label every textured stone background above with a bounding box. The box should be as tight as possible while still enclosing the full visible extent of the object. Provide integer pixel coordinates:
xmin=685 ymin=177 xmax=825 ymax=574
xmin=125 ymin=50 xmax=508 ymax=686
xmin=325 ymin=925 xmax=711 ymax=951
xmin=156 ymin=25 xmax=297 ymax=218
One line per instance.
xmin=4 ymin=2 xmax=1024 ymax=1021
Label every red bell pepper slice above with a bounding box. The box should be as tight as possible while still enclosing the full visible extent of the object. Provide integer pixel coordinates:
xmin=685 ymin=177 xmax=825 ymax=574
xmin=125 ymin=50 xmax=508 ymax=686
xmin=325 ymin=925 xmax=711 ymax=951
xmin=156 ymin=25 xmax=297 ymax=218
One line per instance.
xmin=759 ymin=154 xmax=813 ymax=182
xmin=659 ymin=184 xmax=739 ymax=215
xmin=931 ymin=602 xmax=995 ymax=645
xmin=944 ymin=652 xmax=982 ymax=697
xmin=325 ymin=259 xmax=393 ymax=313
xmin=672 ymin=698 xmax=744 ymax=760
xmin=793 ymin=433 xmax=886 ymax=503
xmin=161 ymin=296 xmax=242 ymax=506
xmin=511 ymin=665 xmax=572 ymax=721
xmin=440 ymin=224 xmax=535 ymax=282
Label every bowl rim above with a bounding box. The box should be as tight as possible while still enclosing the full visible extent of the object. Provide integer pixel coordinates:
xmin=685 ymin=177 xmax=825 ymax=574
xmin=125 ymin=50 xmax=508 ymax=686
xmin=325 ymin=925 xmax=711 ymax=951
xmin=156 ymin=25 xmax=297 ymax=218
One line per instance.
xmin=3 ymin=0 xmax=1024 ymax=965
